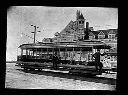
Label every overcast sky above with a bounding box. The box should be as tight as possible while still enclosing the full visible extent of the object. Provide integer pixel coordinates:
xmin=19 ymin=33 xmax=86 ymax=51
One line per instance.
xmin=7 ymin=6 xmax=118 ymax=61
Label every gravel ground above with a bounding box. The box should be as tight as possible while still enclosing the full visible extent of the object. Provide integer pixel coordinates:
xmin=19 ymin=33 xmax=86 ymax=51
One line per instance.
xmin=5 ymin=63 xmax=116 ymax=90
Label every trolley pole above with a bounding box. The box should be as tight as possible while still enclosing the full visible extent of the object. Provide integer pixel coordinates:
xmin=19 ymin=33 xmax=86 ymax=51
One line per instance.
xmin=31 ymin=25 xmax=41 ymax=43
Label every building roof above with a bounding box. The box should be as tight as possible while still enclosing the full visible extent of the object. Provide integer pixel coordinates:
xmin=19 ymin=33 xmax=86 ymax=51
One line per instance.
xmin=76 ymin=10 xmax=85 ymax=20
xmin=98 ymin=30 xmax=109 ymax=35
xmin=89 ymin=31 xmax=100 ymax=36
xmin=44 ymin=10 xmax=118 ymax=43
xmin=108 ymin=29 xmax=118 ymax=35
xmin=54 ymin=32 xmax=60 ymax=36
xmin=89 ymin=32 xmax=94 ymax=36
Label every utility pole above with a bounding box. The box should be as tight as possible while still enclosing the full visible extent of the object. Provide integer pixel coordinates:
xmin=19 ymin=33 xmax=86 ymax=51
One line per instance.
xmin=31 ymin=25 xmax=41 ymax=43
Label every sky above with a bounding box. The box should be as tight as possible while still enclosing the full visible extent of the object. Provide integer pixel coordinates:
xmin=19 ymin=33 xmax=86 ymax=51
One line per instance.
xmin=7 ymin=6 xmax=118 ymax=61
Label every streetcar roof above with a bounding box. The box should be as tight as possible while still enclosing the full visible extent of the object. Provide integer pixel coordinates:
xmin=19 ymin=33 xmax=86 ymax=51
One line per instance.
xmin=19 ymin=40 xmax=111 ymax=49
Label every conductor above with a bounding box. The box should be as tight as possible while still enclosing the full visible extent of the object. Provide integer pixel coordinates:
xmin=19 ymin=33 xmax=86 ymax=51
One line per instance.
xmin=52 ymin=53 xmax=59 ymax=69
xmin=92 ymin=49 xmax=107 ymax=72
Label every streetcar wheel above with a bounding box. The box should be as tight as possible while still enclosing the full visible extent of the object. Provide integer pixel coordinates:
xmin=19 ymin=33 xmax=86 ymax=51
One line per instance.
xmin=69 ymin=71 xmax=73 ymax=74
xmin=38 ymin=69 xmax=42 ymax=71
xmin=29 ymin=68 xmax=35 ymax=71
xmin=23 ymin=68 xmax=28 ymax=70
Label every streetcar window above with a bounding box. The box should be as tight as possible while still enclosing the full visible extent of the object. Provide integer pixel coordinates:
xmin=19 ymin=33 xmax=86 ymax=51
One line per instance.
xmin=67 ymin=47 xmax=73 ymax=51
xmin=26 ymin=49 xmax=30 ymax=55
xmin=81 ymin=52 xmax=88 ymax=61
xmin=60 ymin=48 xmax=65 ymax=51
xmin=17 ymin=48 xmax=21 ymax=56
xmin=74 ymin=47 xmax=80 ymax=51
xmin=42 ymin=48 xmax=47 ymax=52
xmin=54 ymin=48 xmax=59 ymax=51
xmin=48 ymin=48 xmax=53 ymax=52
xmin=36 ymin=48 xmax=42 ymax=52
xmin=22 ymin=49 xmax=26 ymax=55
xmin=29 ymin=50 xmax=33 ymax=56
xmin=82 ymin=47 xmax=92 ymax=51
xmin=33 ymin=52 xmax=37 ymax=56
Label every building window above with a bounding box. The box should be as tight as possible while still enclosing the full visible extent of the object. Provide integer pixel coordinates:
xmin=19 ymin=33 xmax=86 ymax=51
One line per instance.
xmin=89 ymin=36 xmax=95 ymax=40
xmin=98 ymin=35 xmax=105 ymax=39
xmin=108 ymin=35 xmax=111 ymax=39
xmin=108 ymin=34 xmax=115 ymax=39
xmin=112 ymin=35 xmax=115 ymax=39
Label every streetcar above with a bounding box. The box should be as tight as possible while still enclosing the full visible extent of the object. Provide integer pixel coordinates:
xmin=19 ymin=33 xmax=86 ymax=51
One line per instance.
xmin=16 ymin=40 xmax=111 ymax=76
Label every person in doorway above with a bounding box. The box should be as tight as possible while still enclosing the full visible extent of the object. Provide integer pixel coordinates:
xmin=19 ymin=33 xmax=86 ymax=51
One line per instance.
xmin=92 ymin=49 xmax=107 ymax=72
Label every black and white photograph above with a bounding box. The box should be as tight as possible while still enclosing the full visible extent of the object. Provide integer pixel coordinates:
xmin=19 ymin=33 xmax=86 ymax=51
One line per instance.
xmin=6 ymin=6 xmax=118 ymax=90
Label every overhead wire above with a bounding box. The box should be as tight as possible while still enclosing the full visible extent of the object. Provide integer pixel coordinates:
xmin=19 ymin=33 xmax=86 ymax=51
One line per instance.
xmin=21 ymin=32 xmax=39 ymax=42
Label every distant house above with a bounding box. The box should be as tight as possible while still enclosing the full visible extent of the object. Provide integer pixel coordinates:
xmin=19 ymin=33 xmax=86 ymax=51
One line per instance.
xmin=108 ymin=29 xmax=117 ymax=40
xmin=88 ymin=31 xmax=99 ymax=39
xmin=98 ymin=31 xmax=105 ymax=39
xmin=42 ymin=10 xmax=118 ymax=44
xmin=89 ymin=32 xmax=95 ymax=40
xmin=88 ymin=28 xmax=118 ymax=41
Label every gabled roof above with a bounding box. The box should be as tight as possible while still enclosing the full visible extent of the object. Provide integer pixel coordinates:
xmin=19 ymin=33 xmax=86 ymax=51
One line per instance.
xmin=99 ymin=29 xmax=118 ymax=35
xmin=64 ymin=20 xmax=74 ymax=30
xmin=69 ymin=20 xmax=74 ymax=25
xmin=108 ymin=29 xmax=118 ymax=34
xmin=98 ymin=30 xmax=109 ymax=35
xmin=89 ymin=31 xmax=100 ymax=36
xmin=54 ymin=32 xmax=60 ymax=36
xmin=89 ymin=32 xmax=95 ymax=36
xmin=98 ymin=31 xmax=105 ymax=35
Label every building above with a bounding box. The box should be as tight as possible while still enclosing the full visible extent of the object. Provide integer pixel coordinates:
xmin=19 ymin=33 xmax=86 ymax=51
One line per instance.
xmin=88 ymin=29 xmax=118 ymax=40
xmin=42 ymin=10 xmax=118 ymax=51
xmin=42 ymin=38 xmax=53 ymax=43
xmin=51 ymin=10 xmax=89 ymax=42
xmin=88 ymin=29 xmax=117 ymax=52
xmin=108 ymin=29 xmax=118 ymax=40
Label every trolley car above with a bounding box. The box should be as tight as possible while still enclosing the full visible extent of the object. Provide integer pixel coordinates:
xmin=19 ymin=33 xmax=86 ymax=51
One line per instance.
xmin=16 ymin=40 xmax=111 ymax=76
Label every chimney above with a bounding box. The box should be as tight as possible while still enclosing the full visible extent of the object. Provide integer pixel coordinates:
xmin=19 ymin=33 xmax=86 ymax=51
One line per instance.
xmin=84 ymin=22 xmax=89 ymax=40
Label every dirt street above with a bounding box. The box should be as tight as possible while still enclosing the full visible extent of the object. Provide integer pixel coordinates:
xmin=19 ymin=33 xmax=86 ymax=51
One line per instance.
xmin=5 ymin=63 xmax=116 ymax=90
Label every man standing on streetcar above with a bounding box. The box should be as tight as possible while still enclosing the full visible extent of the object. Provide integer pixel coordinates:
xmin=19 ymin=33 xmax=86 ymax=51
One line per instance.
xmin=52 ymin=53 xmax=59 ymax=69
xmin=92 ymin=49 xmax=107 ymax=72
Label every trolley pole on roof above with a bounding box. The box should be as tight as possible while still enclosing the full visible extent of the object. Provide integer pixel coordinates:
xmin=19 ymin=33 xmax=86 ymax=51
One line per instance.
xmin=31 ymin=25 xmax=41 ymax=43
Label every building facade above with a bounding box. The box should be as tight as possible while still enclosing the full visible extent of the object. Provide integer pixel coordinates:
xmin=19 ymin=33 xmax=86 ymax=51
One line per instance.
xmin=42 ymin=10 xmax=90 ymax=43
xmin=42 ymin=10 xmax=118 ymax=51
xmin=54 ymin=10 xmax=86 ymax=42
